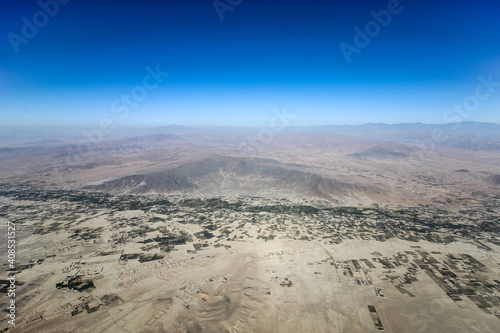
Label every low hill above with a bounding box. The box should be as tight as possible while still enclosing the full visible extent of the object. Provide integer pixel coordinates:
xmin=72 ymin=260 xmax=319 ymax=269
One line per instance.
xmin=88 ymin=156 xmax=386 ymax=202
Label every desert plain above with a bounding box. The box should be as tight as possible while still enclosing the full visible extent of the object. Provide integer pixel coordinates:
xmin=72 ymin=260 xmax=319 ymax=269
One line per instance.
xmin=1 ymin=124 xmax=500 ymax=332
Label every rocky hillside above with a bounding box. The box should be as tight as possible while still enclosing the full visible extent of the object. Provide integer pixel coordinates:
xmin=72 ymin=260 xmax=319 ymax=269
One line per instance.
xmin=88 ymin=156 xmax=386 ymax=202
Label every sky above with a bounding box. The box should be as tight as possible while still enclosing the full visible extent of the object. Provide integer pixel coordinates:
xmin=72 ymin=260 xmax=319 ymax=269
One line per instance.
xmin=1 ymin=0 xmax=500 ymax=128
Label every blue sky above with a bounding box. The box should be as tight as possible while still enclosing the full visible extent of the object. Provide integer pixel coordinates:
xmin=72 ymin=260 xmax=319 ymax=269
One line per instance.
xmin=1 ymin=0 xmax=499 ymax=128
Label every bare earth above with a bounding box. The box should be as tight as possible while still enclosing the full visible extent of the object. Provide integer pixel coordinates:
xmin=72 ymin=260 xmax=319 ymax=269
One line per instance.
xmin=0 ymin=130 xmax=499 ymax=332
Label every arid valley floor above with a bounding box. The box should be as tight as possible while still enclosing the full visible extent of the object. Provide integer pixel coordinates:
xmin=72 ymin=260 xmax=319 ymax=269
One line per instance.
xmin=1 ymin=124 xmax=500 ymax=332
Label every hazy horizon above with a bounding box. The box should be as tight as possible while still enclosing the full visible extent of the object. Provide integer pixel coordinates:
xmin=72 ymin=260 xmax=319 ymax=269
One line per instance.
xmin=2 ymin=120 xmax=500 ymax=133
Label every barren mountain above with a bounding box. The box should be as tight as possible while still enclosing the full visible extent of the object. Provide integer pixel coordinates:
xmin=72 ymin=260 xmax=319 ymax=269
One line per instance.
xmin=89 ymin=156 xmax=386 ymax=201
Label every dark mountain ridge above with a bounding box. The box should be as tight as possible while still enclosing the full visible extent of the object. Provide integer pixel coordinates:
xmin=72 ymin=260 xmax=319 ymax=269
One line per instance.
xmin=88 ymin=156 xmax=386 ymax=202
